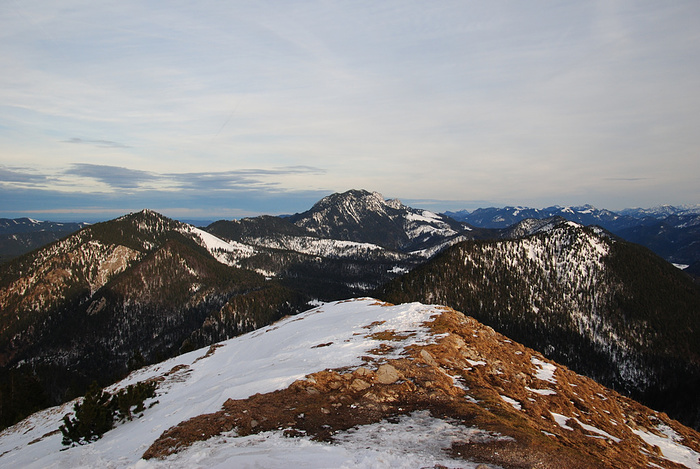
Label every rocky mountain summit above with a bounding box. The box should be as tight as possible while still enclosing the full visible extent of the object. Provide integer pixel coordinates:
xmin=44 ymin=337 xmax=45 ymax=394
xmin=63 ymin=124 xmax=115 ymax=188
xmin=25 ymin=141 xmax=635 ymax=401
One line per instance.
xmin=286 ymin=189 xmax=473 ymax=252
xmin=2 ymin=299 xmax=699 ymax=468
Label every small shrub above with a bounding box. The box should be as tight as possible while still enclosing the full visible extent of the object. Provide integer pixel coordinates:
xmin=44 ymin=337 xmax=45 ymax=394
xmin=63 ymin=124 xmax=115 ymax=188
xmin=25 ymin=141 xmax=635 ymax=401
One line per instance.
xmin=60 ymin=380 xmax=157 ymax=446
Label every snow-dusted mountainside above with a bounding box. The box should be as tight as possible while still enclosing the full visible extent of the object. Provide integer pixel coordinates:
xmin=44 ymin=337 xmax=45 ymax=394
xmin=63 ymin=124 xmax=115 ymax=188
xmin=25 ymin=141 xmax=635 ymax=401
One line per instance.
xmin=203 ymin=190 xmax=479 ymax=299
xmin=2 ymin=299 xmax=699 ymax=469
xmin=207 ymin=190 xmax=475 ymax=259
xmin=445 ymin=204 xmax=700 ymax=267
xmin=498 ymin=215 xmax=575 ymax=239
xmin=379 ymin=219 xmax=700 ymax=430
xmin=0 ymin=210 xmax=309 ymax=429
xmin=619 ymin=204 xmax=700 ymax=219
xmin=446 ymin=205 xmax=635 ymax=231
xmin=3 ymin=192 xmax=700 ymax=456
xmin=286 ymin=189 xmax=473 ymax=253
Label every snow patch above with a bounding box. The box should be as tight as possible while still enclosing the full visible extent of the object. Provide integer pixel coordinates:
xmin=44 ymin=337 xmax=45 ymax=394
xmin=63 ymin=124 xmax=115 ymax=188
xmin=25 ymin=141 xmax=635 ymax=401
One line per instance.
xmin=531 ymin=356 xmax=557 ymax=384
xmin=182 ymin=226 xmax=256 ymax=266
xmin=500 ymin=395 xmax=522 ymax=411
xmin=136 ymin=411 xmax=506 ymax=469
xmin=526 ymin=387 xmax=557 ymax=396
xmin=550 ymin=412 xmax=620 ymax=443
xmin=632 ymin=425 xmax=700 ymax=469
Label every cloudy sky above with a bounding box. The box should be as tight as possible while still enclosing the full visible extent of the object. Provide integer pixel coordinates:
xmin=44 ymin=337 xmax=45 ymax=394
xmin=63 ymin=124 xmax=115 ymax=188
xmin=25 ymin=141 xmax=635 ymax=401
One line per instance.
xmin=1 ymin=1 xmax=699 ymax=221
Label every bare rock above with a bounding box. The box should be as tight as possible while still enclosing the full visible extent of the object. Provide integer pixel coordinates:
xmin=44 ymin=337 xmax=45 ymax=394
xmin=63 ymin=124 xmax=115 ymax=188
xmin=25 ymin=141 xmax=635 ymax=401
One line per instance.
xmin=376 ymin=364 xmax=400 ymax=384
xmin=350 ymin=379 xmax=371 ymax=392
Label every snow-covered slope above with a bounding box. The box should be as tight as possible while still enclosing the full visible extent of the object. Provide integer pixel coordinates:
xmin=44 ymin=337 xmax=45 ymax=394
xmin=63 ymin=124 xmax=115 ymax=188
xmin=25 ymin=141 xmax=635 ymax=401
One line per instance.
xmin=0 ymin=300 xmax=466 ymax=468
xmin=2 ymin=299 xmax=700 ymax=469
xmin=180 ymin=225 xmax=257 ymax=267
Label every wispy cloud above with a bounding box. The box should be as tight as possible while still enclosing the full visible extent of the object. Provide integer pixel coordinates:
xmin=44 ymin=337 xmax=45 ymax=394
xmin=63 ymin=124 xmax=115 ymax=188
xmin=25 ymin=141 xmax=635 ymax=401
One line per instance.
xmin=67 ymin=164 xmax=157 ymax=189
xmin=62 ymin=163 xmax=326 ymax=192
xmin=168 ymin=166 xmax=327 ymax=191
xmin=63 ymin=138 xmax=131 ymax=149
xmin=603 ymin=177 xmax=651 ymax=182
xmin=0 ymin=166 xmax=49 ymax=186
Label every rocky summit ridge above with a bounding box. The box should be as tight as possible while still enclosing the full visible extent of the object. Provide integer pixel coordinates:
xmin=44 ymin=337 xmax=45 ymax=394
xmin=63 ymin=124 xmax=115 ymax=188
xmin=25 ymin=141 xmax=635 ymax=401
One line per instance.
xmin=2 ymin=299 xmax=699 ymax=468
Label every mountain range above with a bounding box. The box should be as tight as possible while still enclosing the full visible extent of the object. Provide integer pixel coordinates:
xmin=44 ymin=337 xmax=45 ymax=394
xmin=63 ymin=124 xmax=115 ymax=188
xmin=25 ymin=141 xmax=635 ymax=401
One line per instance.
xmin=378 ymin=221 xmax=700 ymax=429
xmin=446 ymin=204 xmax=700 ymax=270
xmin=1 ymin=189 xmax=700 ymax=466
xmin=4 ymin=199 xmax=699 ymax=273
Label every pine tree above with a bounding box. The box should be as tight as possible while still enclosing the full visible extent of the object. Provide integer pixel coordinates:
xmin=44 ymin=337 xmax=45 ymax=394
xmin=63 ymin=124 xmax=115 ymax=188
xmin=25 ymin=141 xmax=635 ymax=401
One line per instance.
xmin=60 ymin=381 xmax=114 ymax=445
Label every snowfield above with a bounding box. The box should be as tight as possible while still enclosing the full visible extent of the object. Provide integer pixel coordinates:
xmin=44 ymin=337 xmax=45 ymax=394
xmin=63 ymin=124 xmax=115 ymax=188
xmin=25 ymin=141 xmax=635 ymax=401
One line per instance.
xmin=0 ymin=299 xmax=495 ymax=469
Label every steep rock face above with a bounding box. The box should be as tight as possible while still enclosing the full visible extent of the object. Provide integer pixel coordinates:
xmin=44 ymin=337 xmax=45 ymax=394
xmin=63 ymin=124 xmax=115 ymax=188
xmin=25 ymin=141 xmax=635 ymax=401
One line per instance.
xmin=378 ymin=221 xmax=700 ymax=430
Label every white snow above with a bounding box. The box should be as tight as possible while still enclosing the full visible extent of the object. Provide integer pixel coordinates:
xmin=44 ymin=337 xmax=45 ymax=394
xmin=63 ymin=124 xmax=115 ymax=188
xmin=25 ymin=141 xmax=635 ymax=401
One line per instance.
xmin=137 ymin=411 xmax=502 ymax=469
xmin=500 ymin=395 xmax=522 ymax=410
xmin=182 ymin=226 xmax=256 ymax=266
xmin=531 ymin=356 xmax=557 ymax=384
xmin=574 ymin=419 xmax=620 ymax=443
xmin=466 ymin=359 xmax=487 ymax=367
xmin=632 ymin=425 xmax=700 ymax=469
xmin=249 ymin=235 xmax=396 ymax=260
xmin=388 ymin=265 xmax=409 ymax=274
xmin=525 ymin=387 xmax=557 ymax=396
xmin=0 ymin=299 xmax=503 ymax=469
xmin=406 ymin=210 xmax=442 ymax=224
xmin=551 ymin=412 xmax=574 ymax=431
xmin=551 ymin=412 xmax=620 ymax=443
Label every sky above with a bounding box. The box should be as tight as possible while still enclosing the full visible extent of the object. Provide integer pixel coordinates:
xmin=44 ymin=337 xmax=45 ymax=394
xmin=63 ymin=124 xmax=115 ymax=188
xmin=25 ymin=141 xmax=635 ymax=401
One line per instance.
xmin=1 ymin=1 xmax=699 ymax=222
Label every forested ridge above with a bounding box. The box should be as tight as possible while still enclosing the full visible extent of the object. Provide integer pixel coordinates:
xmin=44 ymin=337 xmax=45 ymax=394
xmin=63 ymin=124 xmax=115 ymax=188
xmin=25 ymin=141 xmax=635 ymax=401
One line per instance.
xmin=378 ymin=224 xmax=700 ymax=429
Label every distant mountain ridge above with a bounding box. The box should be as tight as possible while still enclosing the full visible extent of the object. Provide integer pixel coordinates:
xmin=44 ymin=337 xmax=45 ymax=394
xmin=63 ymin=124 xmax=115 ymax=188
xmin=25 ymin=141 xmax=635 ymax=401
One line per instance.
xmin=445 ymin=204 xmax=700 ymax=268
xmin=446 ymin=203 xmax=700 ymax=228
xmin=0 ymin=218 xmax=90 ymax=264
xmin=4 ymin=199 xmax=698 ymax=268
